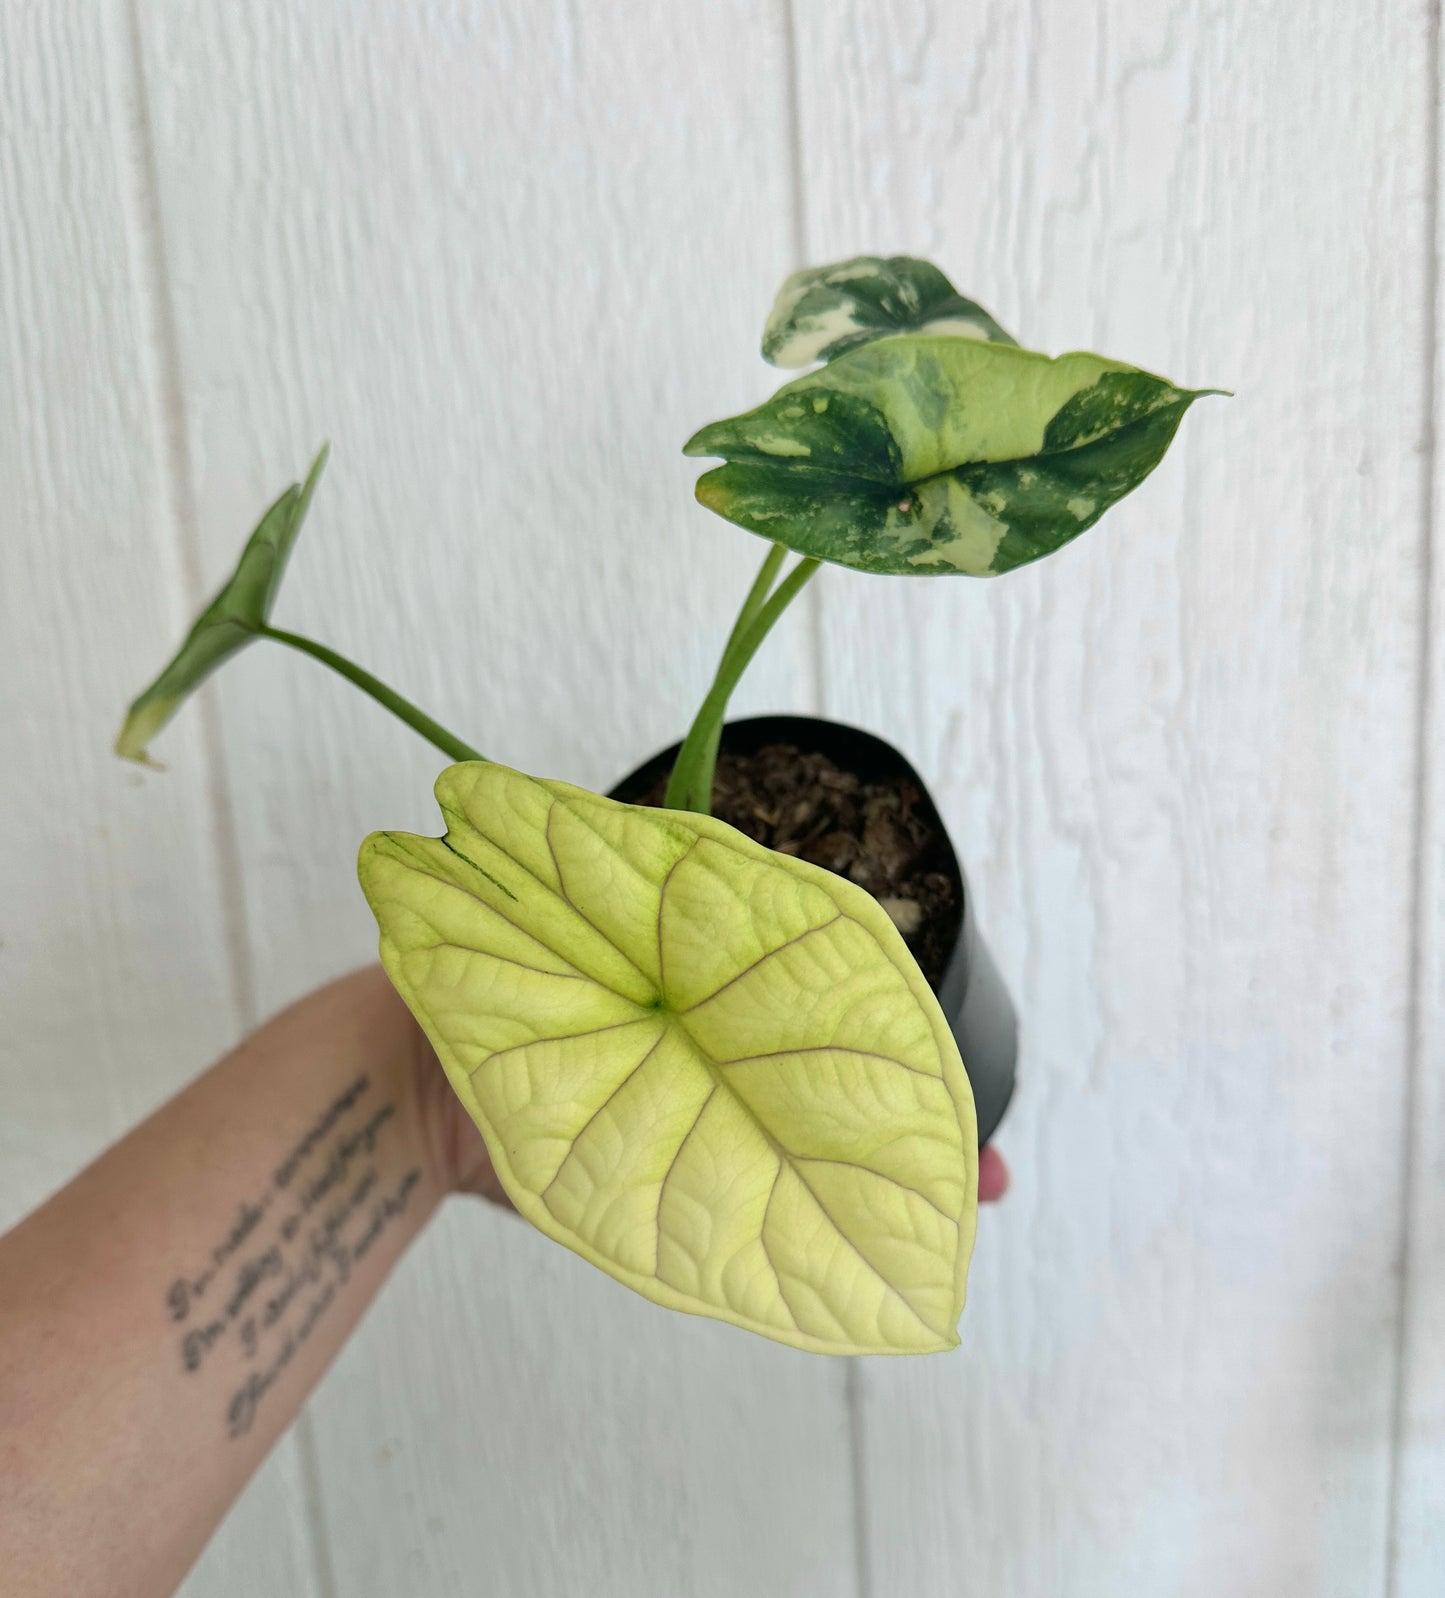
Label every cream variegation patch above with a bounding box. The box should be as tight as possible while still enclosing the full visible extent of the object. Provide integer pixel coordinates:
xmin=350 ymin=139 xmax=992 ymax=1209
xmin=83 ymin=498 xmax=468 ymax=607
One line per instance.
xmin=767 ymin=301 xmax=873 ymax=367
xmin=906 ymin=478 xmax=1010 ymax=573
xmin=762 ymin=255 xmax=1015 ymax=367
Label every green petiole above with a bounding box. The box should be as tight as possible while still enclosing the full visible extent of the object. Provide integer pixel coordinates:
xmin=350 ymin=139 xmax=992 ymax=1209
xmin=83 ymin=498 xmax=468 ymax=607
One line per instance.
xmin=259 ymin=626 xmax=485 ymax=765
xmin=718 ymin=542 xmax=787 ymax=664
xmin=662 ymin=545 xmax=820 ymax=814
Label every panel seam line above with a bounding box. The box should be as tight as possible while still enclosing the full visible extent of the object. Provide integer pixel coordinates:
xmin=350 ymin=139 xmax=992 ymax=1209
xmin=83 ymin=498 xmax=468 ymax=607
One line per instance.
xmin=775 ymin=3 xmax=867 ymax=1587
xmin=777 ymin=0 xmax=829 ymax=722
xmin=113 ymin=8 xmax=336 ymax=1598
xmin=114 ymin=0 xmax=259 ymax=1037
xmin=1385 ymin=3 xmax=1442 ymax=1592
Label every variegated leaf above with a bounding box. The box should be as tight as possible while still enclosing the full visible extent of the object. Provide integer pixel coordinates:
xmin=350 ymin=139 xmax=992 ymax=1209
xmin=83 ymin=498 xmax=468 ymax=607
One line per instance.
xmin=115 ymin=447 xmax=328 ymax=763
xmin=686 ymin=337 xmax=1215 ymax=577
xmin=359 ymin=761 xmax=979 ymax=1355
xmin=763 ymin=255 xmax=1015 ymax=367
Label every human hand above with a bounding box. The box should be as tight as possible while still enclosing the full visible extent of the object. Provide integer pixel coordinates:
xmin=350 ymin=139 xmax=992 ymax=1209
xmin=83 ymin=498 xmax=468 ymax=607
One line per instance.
xmin=401 ymin=991 xmax=514 ymax=1207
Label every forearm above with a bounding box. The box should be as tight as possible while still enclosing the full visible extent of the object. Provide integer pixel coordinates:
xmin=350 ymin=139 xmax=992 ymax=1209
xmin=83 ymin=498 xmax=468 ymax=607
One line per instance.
xmin=0 ymin=967 xmax=450 ymax=1598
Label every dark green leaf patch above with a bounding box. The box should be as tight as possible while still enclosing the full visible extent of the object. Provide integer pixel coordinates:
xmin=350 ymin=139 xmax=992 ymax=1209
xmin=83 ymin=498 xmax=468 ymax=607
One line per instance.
xmin=687 ymin=339 xmax=1215 ymax=578
xmin=763 ymin=255 xmax=1016 ymax=367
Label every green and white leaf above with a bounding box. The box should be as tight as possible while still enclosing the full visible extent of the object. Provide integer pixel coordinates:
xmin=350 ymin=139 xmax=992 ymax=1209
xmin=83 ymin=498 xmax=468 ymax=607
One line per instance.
xmin=763 ymin=255 xmax=1015 ymax=367
xmin=360 ymin=761 xmax=979 ymax=1355
xmin=687 ymin=337 xmax=1216 ymax=577
xmin=114 ymin=446 xmax=327 ymax=764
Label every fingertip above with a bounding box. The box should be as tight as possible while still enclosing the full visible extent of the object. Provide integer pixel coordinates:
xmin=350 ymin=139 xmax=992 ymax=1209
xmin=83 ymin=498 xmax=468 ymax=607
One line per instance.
xmin=977 ymin=1143 xmax=1009 ymax=1203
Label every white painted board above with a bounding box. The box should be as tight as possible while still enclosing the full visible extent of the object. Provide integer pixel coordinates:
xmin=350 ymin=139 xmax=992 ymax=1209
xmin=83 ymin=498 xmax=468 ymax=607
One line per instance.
xmin=793 ymin=2 xmax=1430 ymax=1594
xmin=1394 ymin=19 xmax=1445 ymax=1588
xmin=134 ymin=4 xmax=855 ymax=1594
xmin=1 ymin=5 xmax=321 ymax=1593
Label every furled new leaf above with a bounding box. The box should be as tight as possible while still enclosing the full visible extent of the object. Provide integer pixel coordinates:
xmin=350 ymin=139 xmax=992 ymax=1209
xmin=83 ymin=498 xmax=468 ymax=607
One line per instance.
xmin=114 ymin=447 xmax=328 ymax=764
xmin=763 ymin=255 xmax=1016 ymax=367
xmin=359 ymin=762 xmax=979 ymax=1355
xmin=686 ymin=337 xmax=1216 ymax=577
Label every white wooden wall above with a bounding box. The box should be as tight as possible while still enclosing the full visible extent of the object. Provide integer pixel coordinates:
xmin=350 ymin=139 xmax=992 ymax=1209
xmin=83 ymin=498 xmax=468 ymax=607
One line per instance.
xmin=3 ymin=3 xmax=1439 ymax=1593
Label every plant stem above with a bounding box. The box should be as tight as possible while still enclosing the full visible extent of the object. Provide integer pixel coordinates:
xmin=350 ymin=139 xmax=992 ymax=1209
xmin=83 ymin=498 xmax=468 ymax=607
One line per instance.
xmin=663 ymin=552 xmax=821 ymax=814
xmin=658 ymin=544 xmax=784 ymax=813
xmin=720 ymin=542 xmax=787 ymax=665
xmin=259 ymin=626 xmax=485 ymax=764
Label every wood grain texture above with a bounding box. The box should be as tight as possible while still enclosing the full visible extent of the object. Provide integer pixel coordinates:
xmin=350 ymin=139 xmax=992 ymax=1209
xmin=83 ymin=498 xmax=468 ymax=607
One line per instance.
xmin=1394 ymin=16 xmax=1445 ymax=1589
xmin=0 ymin=5 xmax=322 ymax=1594
xmin=133 ymin=4 xmax=854 ymax=1594
xmin=791 ymin=2 xmax=1431 ymax=1595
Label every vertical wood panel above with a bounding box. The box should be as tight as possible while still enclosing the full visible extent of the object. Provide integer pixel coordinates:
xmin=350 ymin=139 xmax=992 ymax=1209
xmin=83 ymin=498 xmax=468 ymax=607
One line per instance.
xmin=792 ymin=3 xmax=1429 ymax=1594
xmin=135 ymin=4 xmax=852 ymax=1594
xmin=1395 ymin=12 xmax=1444 ymax=1588
xmin=0 ymin=5 xmax=321 ymax=1594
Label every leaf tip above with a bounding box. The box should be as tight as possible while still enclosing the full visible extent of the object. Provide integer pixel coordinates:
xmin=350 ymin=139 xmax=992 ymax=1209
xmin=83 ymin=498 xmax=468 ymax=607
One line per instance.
xmin=692 ymin=466 xmax=730 ymax=514
xmin=113 ymin=698 xmax=172 ymax=768
xmin=114 ymin=744 xmax=166 ymax=772
xmin=356 ymin=827 xmax=395 ymax=880
xmin=291 ymin=442 xmax=330 ymax=528
xmin=355 ymin=831 xmax=411 ymax=924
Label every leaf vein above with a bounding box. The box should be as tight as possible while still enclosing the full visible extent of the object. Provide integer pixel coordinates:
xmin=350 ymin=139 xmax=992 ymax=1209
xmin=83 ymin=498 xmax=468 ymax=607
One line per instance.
xmin=415 ymin=938 xmax=592 ymax=985
xmin=793 ymin=1156 xmax=957 ymax=1226
xmin=714 ymin=1042 xmax=941 ymax=1080
xmin=653 ymin=1084 xmax=717 ymax=1275
xmin=654 ymin=837 xmax=702 ymax=1000
xmin=464 ymin=1017 xmax=660 ymax=1086
xmin=757 ymin=1163 xmax=805 ymax=1333
xmin=671 ymin=1017 xmax=939 ymax=1338
xmin=678 ymin=915 xmax=844 ymax=1013
xmin=543 ymin=802 xmax=657 ymax=994
xmin=377 ymin=835 xmax=644 ymax=1002
xmin=540 ymin=1030 xmax=670 ymax=1206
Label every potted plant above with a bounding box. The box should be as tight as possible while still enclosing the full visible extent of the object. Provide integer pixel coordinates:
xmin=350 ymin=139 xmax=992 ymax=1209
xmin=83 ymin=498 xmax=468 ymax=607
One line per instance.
xmin=117 ymin=255 xmax=1215 ymax=1355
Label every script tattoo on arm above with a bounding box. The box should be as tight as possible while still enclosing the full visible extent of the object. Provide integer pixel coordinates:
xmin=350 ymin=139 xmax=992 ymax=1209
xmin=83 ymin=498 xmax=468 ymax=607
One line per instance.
xmin=162 ymin=1073 xmax=423 ymax=1439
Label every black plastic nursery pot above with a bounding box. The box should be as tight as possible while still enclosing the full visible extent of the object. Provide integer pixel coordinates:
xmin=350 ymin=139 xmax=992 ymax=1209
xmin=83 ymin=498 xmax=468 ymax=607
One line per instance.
xmin=609 ymin=715 xmax=1018 ymax=1148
